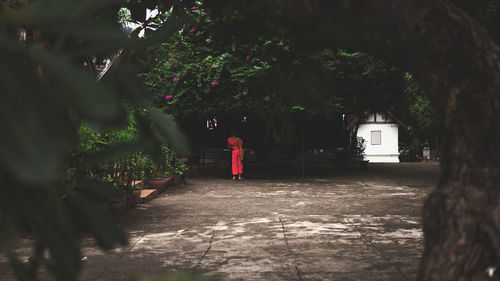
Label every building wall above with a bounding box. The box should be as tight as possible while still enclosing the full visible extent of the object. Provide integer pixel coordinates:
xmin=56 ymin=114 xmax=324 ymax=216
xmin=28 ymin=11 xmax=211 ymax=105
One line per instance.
xmin=357 ymin=123 xmax=399 ymax=163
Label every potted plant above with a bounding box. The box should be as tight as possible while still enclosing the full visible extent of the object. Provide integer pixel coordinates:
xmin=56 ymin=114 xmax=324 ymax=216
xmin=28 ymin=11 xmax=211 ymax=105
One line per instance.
xmin=103 ymin=158 xmax=131 ymax=215
xmin=141 ymin=151 xmax=169 ymax=192
xmin=352 ymin=136 xmax=369 ymax=169
xmin=167 ymin=155 xmax=188 ymax=185
xmin=125 ymin=185 xmax=142 ymax=210
xmin=108 ymin=184 xmax=127 ymax=216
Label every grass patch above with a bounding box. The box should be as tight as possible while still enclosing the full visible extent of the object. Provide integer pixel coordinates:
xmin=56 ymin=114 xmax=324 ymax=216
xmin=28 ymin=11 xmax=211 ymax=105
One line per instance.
xmin=371 ymin=214 xmax=387 ymax=217
xmin=331 ymin=214 xmax=344 ymax=217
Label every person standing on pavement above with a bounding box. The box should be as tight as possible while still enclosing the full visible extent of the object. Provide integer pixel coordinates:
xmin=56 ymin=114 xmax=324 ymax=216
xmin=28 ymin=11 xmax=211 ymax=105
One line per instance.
xmin=227 ymin=131 xmax=244 ymax=180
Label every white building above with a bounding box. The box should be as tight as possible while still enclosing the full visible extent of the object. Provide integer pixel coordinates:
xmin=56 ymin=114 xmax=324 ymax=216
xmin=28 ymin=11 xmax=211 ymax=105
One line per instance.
xmin=354 ymin=112 xmax=404 ymax=163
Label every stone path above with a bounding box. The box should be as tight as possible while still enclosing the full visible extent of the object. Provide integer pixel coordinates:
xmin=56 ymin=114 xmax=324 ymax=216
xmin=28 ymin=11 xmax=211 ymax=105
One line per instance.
xmin=0 ymin=162 xmax=440 ymax=281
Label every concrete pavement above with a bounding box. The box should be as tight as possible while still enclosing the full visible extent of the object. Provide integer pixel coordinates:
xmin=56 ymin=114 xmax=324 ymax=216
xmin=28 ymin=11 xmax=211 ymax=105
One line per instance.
xmin=0 ymin=162 xmax=440 ymax=281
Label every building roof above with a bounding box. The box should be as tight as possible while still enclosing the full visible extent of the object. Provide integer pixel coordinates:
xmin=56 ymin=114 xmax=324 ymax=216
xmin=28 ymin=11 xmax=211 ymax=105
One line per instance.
xmin=346 ymin=111 xmax=407 ymax=129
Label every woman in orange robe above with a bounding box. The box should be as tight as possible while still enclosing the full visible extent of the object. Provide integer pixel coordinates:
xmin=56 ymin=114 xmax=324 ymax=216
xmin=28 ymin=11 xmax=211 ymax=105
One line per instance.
xmin=227 ymin=132 xmax=243 ymax=180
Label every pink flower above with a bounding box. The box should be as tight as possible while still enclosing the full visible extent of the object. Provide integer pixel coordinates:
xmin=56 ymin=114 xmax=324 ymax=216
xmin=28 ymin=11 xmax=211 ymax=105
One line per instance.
xmin=192 ymin=6 xmax=199 ymax=9
xmin=211 ymin=64 xmax=217 ymax=69
xmin=277 ymin=41 xmax=283 ymax=46
xmin=168 ymin=101 xmax=172 ymax=105
xmin=206 ymin=37 xmax=212 ymax=43
xmin=196 ymin=19 xmax=200 ymax=23
xmin=189 ymin=28 xmax=196 ymax=33
xmin=211 ymin=82 xmax=219 ymax=86
xmin=245 ymin=55 xmax=251 ymax=61
xmin=265 ymin=96 xmax=270 ymax=101
xmin=165 ymin=95 xmax=173 ymax=100
xmin=196 ymin=31 xmax=201 ymax=36
xmin=172 ymin=77 xmax=179 ymax=83
xmin=185 ymin=35 xmax=189 ymax=39
xmin=159 ymin=77 xmax=163 ymax=81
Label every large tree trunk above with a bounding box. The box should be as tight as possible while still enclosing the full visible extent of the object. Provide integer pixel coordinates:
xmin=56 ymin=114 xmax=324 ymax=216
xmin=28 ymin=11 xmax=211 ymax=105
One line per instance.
xmin=256 ymin=0 xmax=500 ymax=279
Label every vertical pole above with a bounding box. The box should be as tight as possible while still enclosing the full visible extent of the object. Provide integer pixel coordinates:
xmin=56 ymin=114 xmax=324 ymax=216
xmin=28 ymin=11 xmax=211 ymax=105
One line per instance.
xmin=301 ymin=118 xmax=305 ymax=178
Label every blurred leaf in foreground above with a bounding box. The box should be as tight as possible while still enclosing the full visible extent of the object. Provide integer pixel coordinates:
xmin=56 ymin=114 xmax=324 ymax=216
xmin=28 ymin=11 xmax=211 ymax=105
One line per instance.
xmin=0 ymin=0 xmax=192 ymax=280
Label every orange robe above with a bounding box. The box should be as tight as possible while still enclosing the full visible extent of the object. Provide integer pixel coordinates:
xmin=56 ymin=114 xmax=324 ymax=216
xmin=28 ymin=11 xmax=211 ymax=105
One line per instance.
xmin=227 ymin=137 xmax=243 ymax=175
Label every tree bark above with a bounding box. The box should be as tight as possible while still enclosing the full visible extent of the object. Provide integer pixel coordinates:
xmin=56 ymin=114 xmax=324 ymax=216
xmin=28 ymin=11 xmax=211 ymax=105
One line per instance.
xmin=255 ymin=0 xmax=500 ymax=279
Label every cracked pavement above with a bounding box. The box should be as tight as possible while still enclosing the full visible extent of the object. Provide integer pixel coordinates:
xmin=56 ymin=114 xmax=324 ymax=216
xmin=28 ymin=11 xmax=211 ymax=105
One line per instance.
xmin=0 ymin=162 xmax=440 ymax=281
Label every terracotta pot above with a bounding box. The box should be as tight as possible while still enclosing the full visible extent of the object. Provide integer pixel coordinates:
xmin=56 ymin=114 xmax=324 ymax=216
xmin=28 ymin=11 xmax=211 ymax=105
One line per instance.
xmin=147 ymin=178 xmax=167 ymax=188
xmin=108 ymin=195 xmax=126 ymax=216
xmin=147 ymin=178 xmax=168 ymax=192
xmin=172 ymin=174 xmax=181 ymax=185
xmin=165 ymin=175 xmax=175 ymax=187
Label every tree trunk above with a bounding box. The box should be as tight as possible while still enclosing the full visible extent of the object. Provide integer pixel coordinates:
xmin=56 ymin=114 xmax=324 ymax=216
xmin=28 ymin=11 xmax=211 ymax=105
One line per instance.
xmin=255 ymin=0 xmax=500 ymax=279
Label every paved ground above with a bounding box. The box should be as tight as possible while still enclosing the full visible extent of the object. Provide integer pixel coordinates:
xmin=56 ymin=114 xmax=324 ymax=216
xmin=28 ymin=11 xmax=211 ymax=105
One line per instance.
xmin=0 ymin=162 xmax=440 ymax=281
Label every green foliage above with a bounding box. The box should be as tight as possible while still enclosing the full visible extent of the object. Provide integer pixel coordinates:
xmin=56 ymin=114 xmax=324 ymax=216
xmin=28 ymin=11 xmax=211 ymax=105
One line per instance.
xmin=137 ymin=145 xmax=180 ymax=178
xmin=0 ymin=2 xmax=451 ymax=281
xmin=0 ymin=1 xmax=192 ymax=280
xmin=140 ymin=32 xmax=275 ymax=120
xmin=352 ymin=136 xmax=367 ymax=160
xmin=138 ymin=7 xmax=350 ymax=145
xmin=139 ymin=5 xmax=429 ymax=150
xmin=76 ymin=109 xmax=187 ymax=192
xmin=403 ymin=74 xmax=440 ymax=149
xmin=316 ymin=49 xmax=407 ymax=115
